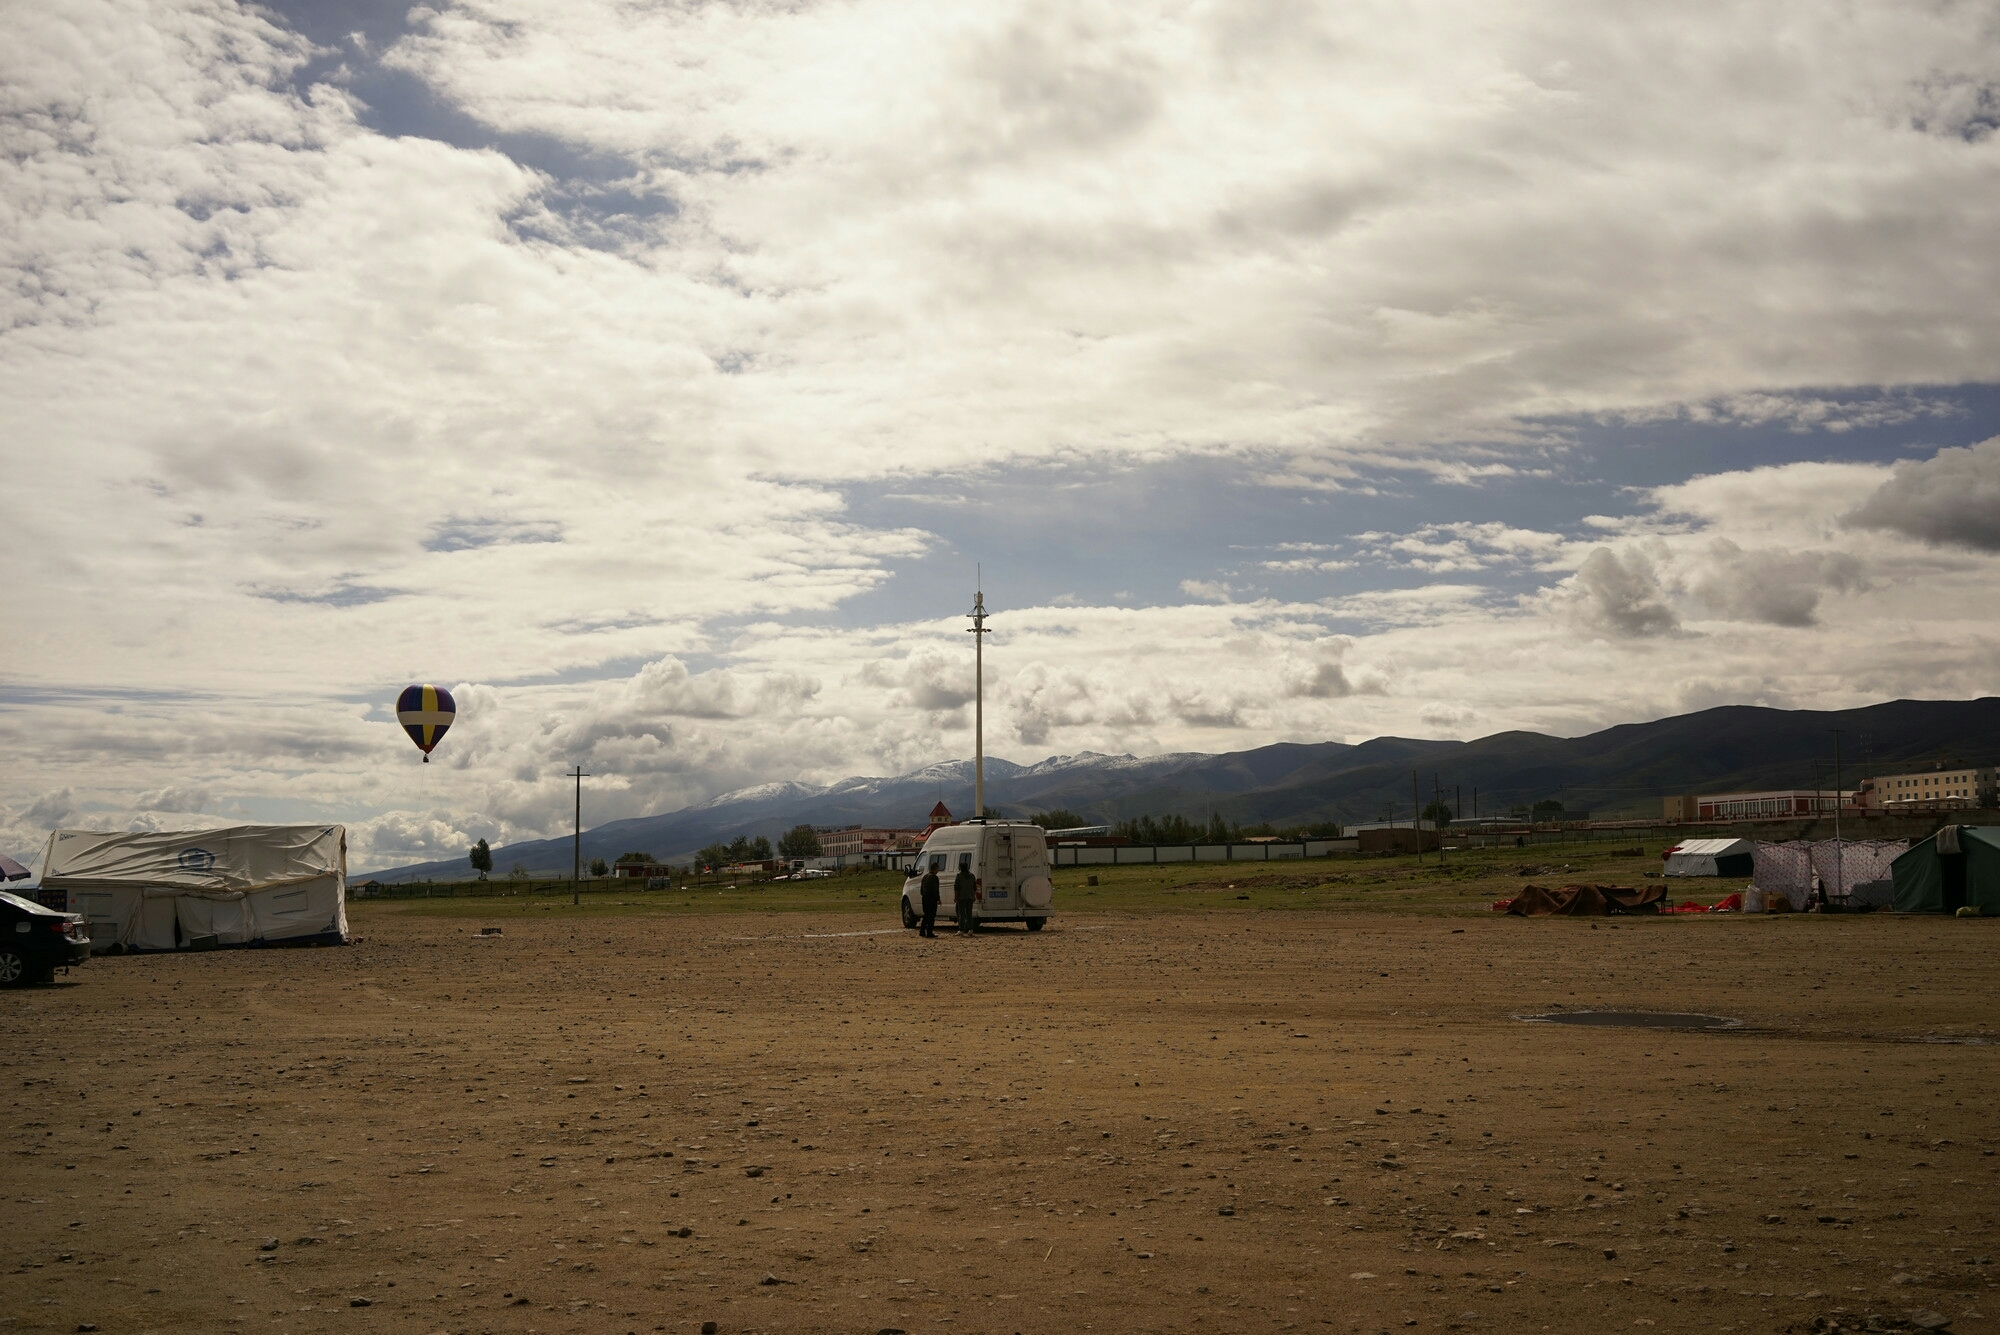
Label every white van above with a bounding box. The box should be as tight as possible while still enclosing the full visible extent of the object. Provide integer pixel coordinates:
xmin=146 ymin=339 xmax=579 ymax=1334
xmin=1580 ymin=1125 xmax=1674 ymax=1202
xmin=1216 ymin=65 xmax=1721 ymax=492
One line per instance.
xmin=900 ymin=822 xmax=1054 ymax=931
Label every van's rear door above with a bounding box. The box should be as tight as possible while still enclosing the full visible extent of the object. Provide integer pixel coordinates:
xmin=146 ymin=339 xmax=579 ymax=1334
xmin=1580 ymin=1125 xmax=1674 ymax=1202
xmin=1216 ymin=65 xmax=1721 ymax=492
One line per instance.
xmin=980 ymin=830 xmax=1017 ymax=913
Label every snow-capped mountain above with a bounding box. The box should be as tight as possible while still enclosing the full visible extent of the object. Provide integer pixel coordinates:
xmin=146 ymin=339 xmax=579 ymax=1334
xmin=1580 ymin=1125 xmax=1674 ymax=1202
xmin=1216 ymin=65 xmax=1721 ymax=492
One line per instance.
xmin=353 ymin=698 xmax=2000 ymax=881
xmin=356 ymin=745 xmax=1284 ymax=880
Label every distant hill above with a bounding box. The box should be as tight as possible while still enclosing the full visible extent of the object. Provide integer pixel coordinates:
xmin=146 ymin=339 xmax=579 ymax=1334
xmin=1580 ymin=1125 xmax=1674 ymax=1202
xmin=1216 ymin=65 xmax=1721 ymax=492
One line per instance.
xmin=355 ymin=697 xmax=2000 ymax=881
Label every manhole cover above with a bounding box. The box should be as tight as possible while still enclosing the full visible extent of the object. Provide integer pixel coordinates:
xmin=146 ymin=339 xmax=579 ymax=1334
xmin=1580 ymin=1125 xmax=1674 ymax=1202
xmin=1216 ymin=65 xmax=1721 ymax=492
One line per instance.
xmin=1517 ymin=1011 xmax=1741 ymax=1030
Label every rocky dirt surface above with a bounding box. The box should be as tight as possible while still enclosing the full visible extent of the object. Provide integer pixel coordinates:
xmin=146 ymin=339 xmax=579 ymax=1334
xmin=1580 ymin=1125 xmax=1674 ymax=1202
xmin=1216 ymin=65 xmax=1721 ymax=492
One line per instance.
xmin=4 ymin=906 xmax=1997 ymax=1335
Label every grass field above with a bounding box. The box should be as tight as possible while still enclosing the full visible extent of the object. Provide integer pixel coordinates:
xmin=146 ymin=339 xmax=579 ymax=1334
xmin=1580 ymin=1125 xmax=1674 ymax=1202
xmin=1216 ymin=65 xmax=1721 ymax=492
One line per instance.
xmin=367 ymin=841 xmax=1727 ymax=921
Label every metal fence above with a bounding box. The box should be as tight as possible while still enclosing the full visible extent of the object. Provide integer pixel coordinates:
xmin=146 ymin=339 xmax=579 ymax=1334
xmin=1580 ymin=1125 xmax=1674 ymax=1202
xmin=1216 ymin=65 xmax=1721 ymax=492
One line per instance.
xmin=353 ymin=877 xmax=650 ymax=900
xmin=1050 ymin=839 xmax=1357 ymax=867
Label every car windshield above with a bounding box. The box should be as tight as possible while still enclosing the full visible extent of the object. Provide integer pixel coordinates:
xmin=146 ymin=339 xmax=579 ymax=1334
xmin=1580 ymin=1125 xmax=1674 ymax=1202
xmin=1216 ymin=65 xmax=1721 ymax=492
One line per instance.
xmin=0 ymin=890 xmax=49 ymax=913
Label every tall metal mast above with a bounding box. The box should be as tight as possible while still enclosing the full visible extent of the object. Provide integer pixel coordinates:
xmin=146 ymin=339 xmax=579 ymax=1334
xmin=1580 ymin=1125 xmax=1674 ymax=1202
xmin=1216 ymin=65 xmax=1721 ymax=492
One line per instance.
xmin=570 ymin=764 xmax=589 ymax=905
xmin=1830 ymin=729 xmax=1844 ymax=903
xmin=968 ymin=581 xmax=990 ymax=820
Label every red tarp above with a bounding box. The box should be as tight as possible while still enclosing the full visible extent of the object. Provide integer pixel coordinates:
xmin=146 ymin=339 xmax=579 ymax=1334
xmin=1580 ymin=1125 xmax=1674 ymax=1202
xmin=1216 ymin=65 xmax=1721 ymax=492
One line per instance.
xmin=1662 ymin=892 xmax=1742 ymax=914
xmin=1499 ymin=883 xmax=1669 ymax=916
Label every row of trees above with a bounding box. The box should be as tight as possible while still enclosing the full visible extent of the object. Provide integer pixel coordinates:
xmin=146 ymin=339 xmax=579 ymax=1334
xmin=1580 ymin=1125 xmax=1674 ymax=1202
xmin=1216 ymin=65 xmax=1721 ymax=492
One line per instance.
xmin=778 ymin=825 xmax=822 ymax=859
xmin=1413 ymin=798 xmax=1575 ymax=825
xmin=469 ymin=801 xmax=1378 ymax=882
xmin=688 ymin=826 xmax=823 ymax=869
xmin=1104 ymin=812 xmax=1344 ymax=844
xmin=696 ymin=834 xmax=772 ymax=869
xmin=1028 ymin=808 xmax=1340 ymax=842
xmin=468 ymin=826 xmax=828 ymax=882
xmin=468 ymin=838 xmax=575 ymax=880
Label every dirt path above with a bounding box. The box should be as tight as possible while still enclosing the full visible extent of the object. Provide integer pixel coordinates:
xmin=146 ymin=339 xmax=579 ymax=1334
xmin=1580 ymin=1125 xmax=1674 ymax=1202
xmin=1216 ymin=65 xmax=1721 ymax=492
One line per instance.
xmin=4 ymin=908 xmax=1996 ymax=1334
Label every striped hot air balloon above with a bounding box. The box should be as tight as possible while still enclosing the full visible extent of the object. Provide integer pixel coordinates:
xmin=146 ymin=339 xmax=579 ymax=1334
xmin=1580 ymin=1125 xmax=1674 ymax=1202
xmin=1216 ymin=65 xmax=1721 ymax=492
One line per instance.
xmin=396 ymin=684 xmax=456 ymax=762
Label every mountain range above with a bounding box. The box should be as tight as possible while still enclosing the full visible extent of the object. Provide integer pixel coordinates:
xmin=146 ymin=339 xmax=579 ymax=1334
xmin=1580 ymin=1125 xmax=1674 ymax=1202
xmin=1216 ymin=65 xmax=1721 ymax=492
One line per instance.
xmin=356 ymin=696 xmax=2000 ymax=881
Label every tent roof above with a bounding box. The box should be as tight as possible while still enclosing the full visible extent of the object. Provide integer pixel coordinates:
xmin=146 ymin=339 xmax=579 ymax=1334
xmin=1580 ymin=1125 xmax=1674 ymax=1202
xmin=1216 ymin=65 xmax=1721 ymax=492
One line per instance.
xmin=1668 ymin=838 xmax=1755 ymax=857
xmin=1896 ymin=826 xmax=2000 ymax=862
xmin=42 ymin=825 xmax=345 ymax=892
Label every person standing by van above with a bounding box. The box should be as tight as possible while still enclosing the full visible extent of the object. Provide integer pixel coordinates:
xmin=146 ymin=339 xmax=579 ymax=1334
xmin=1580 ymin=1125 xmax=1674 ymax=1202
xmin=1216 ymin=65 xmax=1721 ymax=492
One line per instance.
xmin=953 ymin=855 xmax=977 ymax=934
xmin=919 ymin=861 xmax=941 ymax=938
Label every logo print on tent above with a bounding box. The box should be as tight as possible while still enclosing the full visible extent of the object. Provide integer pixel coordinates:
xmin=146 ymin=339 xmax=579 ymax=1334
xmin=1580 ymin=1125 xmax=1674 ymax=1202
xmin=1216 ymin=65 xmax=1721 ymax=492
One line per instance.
xmin=178 ymin=847 xmax=216 ymax=871
xmin=396 ymin=684 xmax=457 ymax=763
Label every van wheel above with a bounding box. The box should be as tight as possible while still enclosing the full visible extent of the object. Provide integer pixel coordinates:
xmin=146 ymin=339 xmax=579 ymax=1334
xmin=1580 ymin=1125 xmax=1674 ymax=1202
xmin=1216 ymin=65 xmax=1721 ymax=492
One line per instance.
xmin=1025 ymin=917 xmax=1045 ymax=932
xmin=900 ymin=898 xmax=918 ymax=929
xmin=0 ymin=948 xmax=26 ymax=987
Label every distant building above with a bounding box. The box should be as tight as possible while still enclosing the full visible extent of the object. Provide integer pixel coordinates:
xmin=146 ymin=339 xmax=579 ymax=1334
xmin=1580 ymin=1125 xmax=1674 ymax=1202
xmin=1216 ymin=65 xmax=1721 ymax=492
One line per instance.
xmin=815 ymin=826 xmax=924 ymax=858
xmin=1863 ymin=765 xmax=1996 ymax=810
xmin=612 ymin=861 xmax=675 ymax=879
xmin=1670 ymin=790 xmax=1853 ymax=821
xmin=1357 ymin=826 xmax=1440 ymax=854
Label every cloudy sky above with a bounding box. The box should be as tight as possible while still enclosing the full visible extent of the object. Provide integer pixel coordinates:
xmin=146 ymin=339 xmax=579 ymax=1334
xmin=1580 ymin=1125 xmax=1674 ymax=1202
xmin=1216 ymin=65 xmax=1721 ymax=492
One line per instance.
xmin=4 ymin=0 xmax=1999 ymax=871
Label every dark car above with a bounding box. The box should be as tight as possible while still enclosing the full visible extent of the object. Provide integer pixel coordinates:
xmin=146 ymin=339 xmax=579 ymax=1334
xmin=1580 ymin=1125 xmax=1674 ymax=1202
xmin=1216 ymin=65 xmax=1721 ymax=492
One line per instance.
xmin=0 ymin=890 xmax=90 ymax=986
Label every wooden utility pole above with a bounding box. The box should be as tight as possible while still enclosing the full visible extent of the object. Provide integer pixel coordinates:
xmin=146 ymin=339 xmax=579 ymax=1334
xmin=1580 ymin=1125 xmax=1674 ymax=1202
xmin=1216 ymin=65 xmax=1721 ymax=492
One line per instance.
xmin=570 ymin=765 xmax=589 ymax=906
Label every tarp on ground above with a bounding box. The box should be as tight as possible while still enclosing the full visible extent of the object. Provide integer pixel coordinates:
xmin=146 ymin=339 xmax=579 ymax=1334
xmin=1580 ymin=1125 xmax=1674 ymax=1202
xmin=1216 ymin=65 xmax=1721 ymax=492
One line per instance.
xmin=1752 ymin=839 xmax=1910 ymax=903
xmin=1890 ymin=827 xmax=2000 ymax=914
xmin=1662 ymin=892 xmax=1747 ymax=914
xmin=40 ymin=825 xmax=347 ymax=951
xmin=1505 ymin=884 xmax=1668 ymax=916
xmin=1663 ymin=838 xmax=1755 ymax=877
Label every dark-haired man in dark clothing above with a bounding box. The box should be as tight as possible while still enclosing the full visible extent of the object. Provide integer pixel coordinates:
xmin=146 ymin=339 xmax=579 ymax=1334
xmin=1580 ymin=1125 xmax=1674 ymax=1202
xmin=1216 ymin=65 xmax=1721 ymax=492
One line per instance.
xmin=953 ymin=860 xmax=977 ymax=934
xmin=919 ymin=864 xmax=941 ymax=938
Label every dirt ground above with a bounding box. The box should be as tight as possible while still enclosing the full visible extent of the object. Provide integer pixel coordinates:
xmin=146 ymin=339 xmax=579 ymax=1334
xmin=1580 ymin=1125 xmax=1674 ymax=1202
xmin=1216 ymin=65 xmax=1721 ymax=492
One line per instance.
xmin=4 ymin=898 xmax=1997 ymax=1335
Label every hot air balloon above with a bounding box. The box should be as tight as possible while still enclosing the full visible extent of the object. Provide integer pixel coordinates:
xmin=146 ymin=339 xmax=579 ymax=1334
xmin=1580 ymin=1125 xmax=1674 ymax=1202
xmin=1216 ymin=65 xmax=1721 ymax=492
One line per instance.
xmin=396 ymin=684 xmax=456 ymax=762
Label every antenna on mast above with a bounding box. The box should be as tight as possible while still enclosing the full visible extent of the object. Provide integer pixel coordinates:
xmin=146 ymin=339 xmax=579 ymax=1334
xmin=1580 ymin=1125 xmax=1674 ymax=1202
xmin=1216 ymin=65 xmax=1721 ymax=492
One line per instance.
xmin=967 ymin=569 xmax=990 ymax=822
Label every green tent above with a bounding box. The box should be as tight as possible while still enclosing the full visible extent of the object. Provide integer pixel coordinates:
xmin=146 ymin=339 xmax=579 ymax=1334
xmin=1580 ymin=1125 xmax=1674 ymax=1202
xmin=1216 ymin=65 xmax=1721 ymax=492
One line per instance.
xmin=1890 ymin=826 xmax=2000 ymax=914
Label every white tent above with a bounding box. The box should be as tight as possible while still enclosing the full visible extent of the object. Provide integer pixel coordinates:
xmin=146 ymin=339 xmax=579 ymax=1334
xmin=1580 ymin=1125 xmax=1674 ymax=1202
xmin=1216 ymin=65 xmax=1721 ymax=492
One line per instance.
xmin=41 ymin=825 xmax=347 ymax=953
xmin=1663 ymin=837 xmax=1756 ymax=877
xmin=1752 ymin=839 xmax=1910 ymax=905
